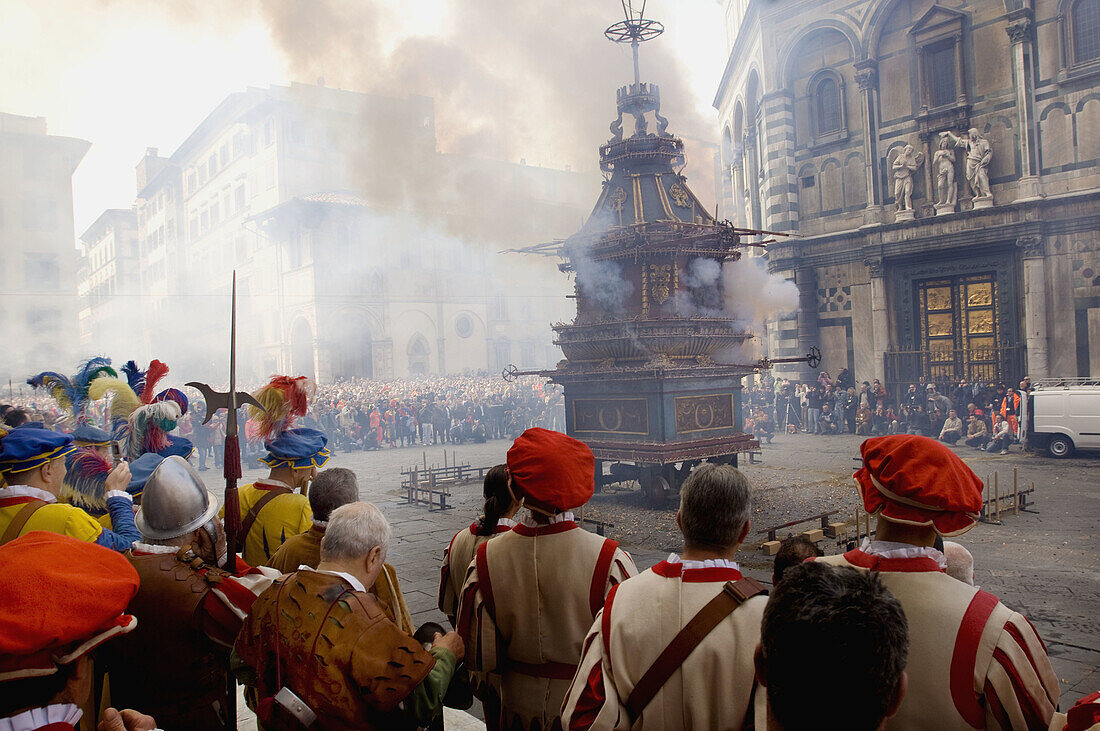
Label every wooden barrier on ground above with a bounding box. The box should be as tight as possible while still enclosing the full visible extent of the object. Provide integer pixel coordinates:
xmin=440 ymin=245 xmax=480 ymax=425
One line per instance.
xmin=759 ymin=468 xmax=1037 ymax=554
xmin=399 ymin=452 xmax=494 ymax=512
xmin=580 ymin=516 xmax=614 ymax=537
xmin=980 ymin=467 xmax=1035 ymax=523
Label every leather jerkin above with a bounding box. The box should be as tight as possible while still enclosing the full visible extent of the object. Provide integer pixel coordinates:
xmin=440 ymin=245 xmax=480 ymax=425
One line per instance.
xmin=103 ymin=549 xmax=233 ymax=729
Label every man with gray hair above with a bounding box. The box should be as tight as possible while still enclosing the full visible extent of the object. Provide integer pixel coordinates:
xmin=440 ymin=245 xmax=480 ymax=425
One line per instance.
xmin=562 ymin=463 xmax=768 ymax=729
xmin=266 ymin=468 xmax=415 ymax=633
xmin=236 ymin=502 xmax=464 ymax=729
xmin=266 ymin=467 xmax=359 ymax=572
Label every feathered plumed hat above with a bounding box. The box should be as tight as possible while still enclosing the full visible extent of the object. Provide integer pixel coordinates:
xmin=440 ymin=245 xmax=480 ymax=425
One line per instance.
xmin=249 ymin=376 xmax=329 ymax=470
xmin=62 ymin=448 xmax=114 ymax=515
xmin=26 ymin=357 xmax=117 ymax=445
xmin=87 ymin=360 xmax=191 ymax=460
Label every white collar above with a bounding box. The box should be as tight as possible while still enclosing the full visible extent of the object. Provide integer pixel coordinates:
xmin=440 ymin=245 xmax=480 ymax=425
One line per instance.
xmin=0 ymin=485 xmax=57 ymax=503
xmin=861 ymin=539 xmax=947 ymax=568
xmin=495 ymin=516 xmax=518 ymax=529
xmin=520 ymin=511 xmax=575 ymax=528
xmin=311 ymin=519 xmax=328 ymax=529
xmin=300 ymin=566 xmax=366 ymax=593
xmin=256 ymin=478 xmax=294 ymax=490
xmin=131 ymin=542 xmax=180 ymax=555
xmin=0 ymin=702 xmax=81 ymax=731
xmin=666 ymin=553 xmax=741 ymax=572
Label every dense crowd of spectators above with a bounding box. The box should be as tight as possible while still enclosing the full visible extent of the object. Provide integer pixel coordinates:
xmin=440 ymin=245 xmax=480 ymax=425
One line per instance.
xmin=741 ymin=368 xmax=1031 ymax=455
xmin=5 ymin=374 xmax=564 ymax=470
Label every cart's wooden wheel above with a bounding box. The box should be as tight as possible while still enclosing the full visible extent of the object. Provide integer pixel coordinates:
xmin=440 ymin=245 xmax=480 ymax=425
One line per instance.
xmin=641 ymin=473 xmax=670 ymax=508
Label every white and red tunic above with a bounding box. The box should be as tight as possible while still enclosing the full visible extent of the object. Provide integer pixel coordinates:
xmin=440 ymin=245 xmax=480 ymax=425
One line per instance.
xmin=457 ymin=513 xmax=637 ymax=731
xmin=817 ymin=542 xmax=1059 ymax=730
xmin=561 ymin=555 xmax=766 ymax=730
xmin=438 ymin=517 xmax=517 ymax=626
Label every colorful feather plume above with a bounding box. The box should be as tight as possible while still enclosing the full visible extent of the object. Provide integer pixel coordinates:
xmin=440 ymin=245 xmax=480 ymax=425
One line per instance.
xmin=121 ymin=360 xmax=146 ymax=394
xmin=71 ymin=356 xmax=117 ymax=419
xmin=27 ymin=372 xmax=77 ymax=415
xmin=123 ymin=400 xmax=182 ymax=459
xmin=249 ymin=375 xmax=316 ymax=440
xmin=140 ymin=359 xmax=170 ymax=404
xmin=28 ymin=357 xmax=116 ymax=424
xmin=88 ymin=377 xmax=141 ymax=424
xmin=62 ymin=447 xmax=113 ymax=513
xmin=154 ymin=388 xmax=189 ymax=416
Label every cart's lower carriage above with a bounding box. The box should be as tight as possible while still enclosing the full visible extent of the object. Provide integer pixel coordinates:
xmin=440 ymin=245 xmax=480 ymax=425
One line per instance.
xmin=554 ymin=365 xmax=759 ymax=505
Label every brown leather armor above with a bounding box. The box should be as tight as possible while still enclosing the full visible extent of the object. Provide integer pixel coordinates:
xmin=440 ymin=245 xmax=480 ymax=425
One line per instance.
xmin=235 ymin=570 xmax=436 ymax=730
xmin=104 ymin=548 xmax=232 ymax=729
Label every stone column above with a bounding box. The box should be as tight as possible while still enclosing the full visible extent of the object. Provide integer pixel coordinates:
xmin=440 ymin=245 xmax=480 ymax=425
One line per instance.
xmin=1007 ymin=10 xmax=1043 ymax=201
xmin=730 ymin=150 xmax=746 ymax=227
xmin=760 ymin=89 xmax=799 ymax=232
xmin=744 ymin=131 xmax=762 ymax=230
xmin=1018 ymin=236 xmax=1049 ymax=378
xmin=855 ymin=60 xmax=884 ymax=226
xmin=865 ymin=256 xmax=889 ymax=383
xmin=795 ymin=266 xmax=820 ymax=381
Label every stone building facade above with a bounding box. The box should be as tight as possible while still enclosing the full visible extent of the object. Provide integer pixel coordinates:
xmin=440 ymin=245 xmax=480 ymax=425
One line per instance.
xmin=77 ymin=209 xmax=139 ymax=348
xmin=93 ymin=83 xmax=591 ymax=382
xmin=715 ymin=0 xmax=1100 ymax=389
xmin=0 ymin=113 xmax=89 ymax=383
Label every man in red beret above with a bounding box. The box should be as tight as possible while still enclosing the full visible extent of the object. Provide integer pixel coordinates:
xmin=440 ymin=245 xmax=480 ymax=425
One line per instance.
xmin=0 ymin=531 xmax=156 ymax=730
xmin=817 ymin=434 xmax=1059 ymax=730
xmin=457 ymin=428 xmax=637 ymax=731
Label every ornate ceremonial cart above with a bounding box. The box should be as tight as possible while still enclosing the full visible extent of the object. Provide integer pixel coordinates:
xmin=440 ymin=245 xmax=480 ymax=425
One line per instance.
xmin=506 ymin=4 xmax=816 ymax=505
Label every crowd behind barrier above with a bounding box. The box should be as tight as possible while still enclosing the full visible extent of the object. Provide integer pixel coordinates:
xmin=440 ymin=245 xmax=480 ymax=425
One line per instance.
xmin=743 ymin=368 xmax=1030 ymax=455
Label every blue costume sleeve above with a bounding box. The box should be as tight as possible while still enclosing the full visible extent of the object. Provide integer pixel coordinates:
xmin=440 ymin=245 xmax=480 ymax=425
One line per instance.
xmin=95 ymin=495 xmax=141 ymax=551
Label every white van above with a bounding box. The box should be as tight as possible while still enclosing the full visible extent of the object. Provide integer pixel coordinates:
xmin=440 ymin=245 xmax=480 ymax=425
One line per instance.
xmin=1027 ymin=379 xmax=1100 ymax=457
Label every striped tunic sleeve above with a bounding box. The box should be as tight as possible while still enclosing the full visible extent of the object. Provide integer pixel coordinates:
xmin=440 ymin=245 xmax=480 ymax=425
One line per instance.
xmin=983 ymin=611 xmax=1060 ymax=730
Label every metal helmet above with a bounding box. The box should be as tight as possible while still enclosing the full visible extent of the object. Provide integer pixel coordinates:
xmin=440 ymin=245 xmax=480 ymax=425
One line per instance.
xmin=135 ymin=455 xmax=219 ymax=540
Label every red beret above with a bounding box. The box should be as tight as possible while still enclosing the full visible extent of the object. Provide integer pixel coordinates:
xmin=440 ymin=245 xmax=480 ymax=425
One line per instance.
xmin=854 ymin=435 xmax=983 ymax=537
xmin=507 ymin=428 xmax=595 ymax=513
xmin=0 ymin=531 xmax=139 ymax=682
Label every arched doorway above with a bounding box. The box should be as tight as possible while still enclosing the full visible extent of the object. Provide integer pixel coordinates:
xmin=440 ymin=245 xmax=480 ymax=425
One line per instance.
xmin=332 ymin=311 xmax=373 ymax=380
xmin=291 ymin=318 xmax=315 ymax=380
xmin=407 ymin=333 xmax=430 ymax=376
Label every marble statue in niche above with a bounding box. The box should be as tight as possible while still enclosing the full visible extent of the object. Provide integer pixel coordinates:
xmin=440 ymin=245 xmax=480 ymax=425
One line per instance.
xmin=941 ymin=128 xmax=993 ymax=208
xmin=892 ymin=144 xmax=924 ymax=220
xmin=933 ymin=135 xmax=958 ymax=215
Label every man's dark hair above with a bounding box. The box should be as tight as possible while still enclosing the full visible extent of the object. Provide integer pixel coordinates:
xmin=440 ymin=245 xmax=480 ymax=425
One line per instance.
xmin=679 ymin=463 xmax=751 ymax=551
xmin=477 ymin=464 xmax=511 ymax=536
xmin=308 ymin=468 xmax=359 ymax=522
xmin=761 ymin=562 xmax=908 ymax=730
xmin=772 ymin=536 xmax=823 ymax=585
xmin=3 ymin=409 xmax=28 ymax=427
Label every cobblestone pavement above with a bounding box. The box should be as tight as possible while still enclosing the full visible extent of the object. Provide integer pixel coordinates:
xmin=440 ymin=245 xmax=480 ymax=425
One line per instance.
xmin=205 ymin=432 xmax=1099 ymax=715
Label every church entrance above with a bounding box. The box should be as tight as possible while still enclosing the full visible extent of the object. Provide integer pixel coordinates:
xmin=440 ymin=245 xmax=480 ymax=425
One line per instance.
xmin=916 ymin=273 xmax=1001 ymax=384
xmin=885 ymin=247 xmax=1025 ymax=395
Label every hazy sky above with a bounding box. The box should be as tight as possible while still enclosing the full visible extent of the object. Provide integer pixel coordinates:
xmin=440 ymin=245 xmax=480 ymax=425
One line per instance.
xmin=0 ymin=0 xmax=728 ymax=238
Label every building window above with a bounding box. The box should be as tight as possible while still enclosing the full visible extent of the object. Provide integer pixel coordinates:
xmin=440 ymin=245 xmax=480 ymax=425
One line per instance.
xmin=910 ymin=7 xmax=966 ymax=111
xmin=234 ymin=184 xmax=246 ymax=211
xmin=24 ymin=254 xmax=59 ymax=289
xmin=816 ymin=78 xmax=841 ymax=133
xmin=1073 ymin=0 xmax=1100 ymax=63
xmin=807 ymin=70 xmax=847 ymax=145
xmin=21 ymin=198 xmax=57 ymax=231
xmin=455 ymin=314 xmax=473 ymax=338
xmin=926 ymin=41 xmax=957 ymax=108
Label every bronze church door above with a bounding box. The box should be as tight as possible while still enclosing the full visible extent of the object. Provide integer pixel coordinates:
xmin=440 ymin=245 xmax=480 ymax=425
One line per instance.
xmin=917 ymin=274 xmax=1000 ymax=383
